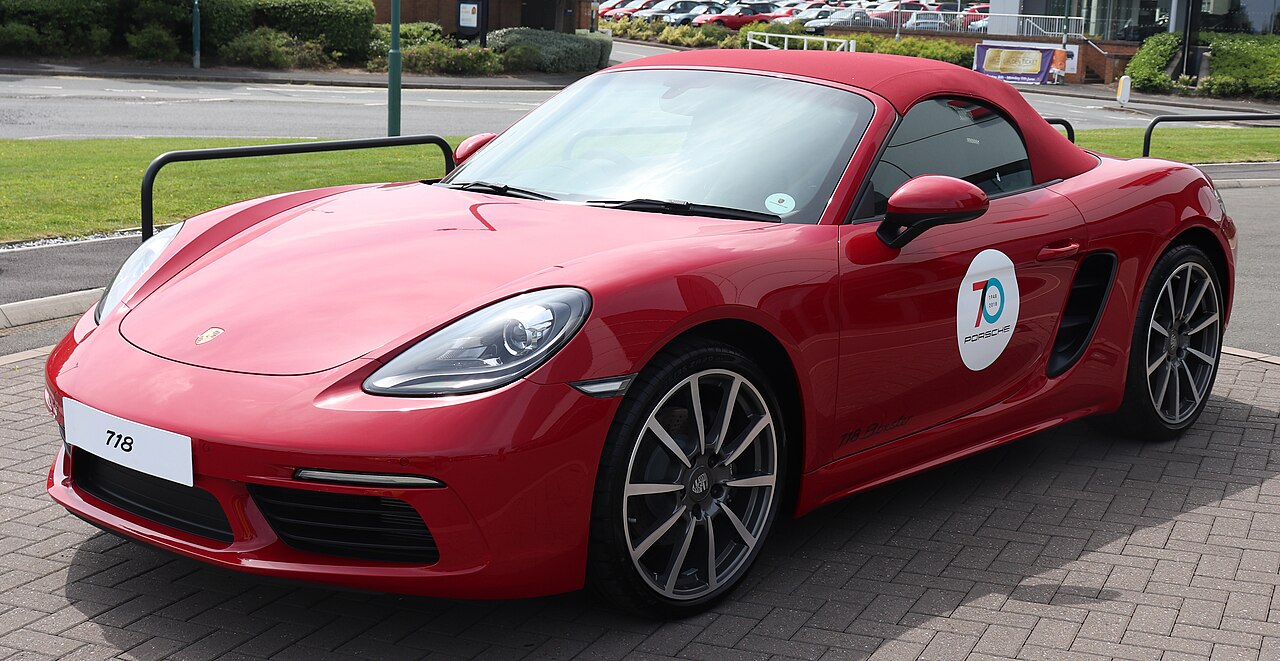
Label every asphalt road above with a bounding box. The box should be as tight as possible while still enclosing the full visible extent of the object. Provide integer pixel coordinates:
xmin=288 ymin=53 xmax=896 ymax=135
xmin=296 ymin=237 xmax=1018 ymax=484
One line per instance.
xmin=0 ymin=72 xmax=1240 ymax=142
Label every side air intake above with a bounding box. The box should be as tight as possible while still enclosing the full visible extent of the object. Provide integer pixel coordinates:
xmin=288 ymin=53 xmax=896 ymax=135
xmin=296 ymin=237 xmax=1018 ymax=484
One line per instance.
xmin=1048 ymin=252 xmax=1118 ymax=377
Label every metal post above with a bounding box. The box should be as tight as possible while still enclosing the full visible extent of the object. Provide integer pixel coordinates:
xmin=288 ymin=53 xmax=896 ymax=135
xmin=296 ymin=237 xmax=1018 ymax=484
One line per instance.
xmin=388 ymin=0 xmax=402 ymax=137
xmin=894 ymin=6 xmax=901 ymax=40
xmin=192 ymin=0 xmax=201 ymax=69
xmin=1061 ymin=0 xmax=1069 ymax=49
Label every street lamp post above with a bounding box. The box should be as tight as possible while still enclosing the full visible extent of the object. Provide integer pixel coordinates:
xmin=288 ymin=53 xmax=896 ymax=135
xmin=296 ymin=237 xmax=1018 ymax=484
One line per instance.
xmin=192 ymin=0 xmax=201 ymax=69
xmin=388 ymin=0 xmax=402 ymax=136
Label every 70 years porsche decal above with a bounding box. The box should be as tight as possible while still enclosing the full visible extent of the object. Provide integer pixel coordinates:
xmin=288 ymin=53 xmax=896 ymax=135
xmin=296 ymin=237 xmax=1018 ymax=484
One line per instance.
xmin=956 ymin=249 xmax=1020 ymax=370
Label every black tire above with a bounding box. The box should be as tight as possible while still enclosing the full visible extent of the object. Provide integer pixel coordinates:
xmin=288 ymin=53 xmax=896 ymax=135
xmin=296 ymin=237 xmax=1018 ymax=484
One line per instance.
xmin=1111 ymin=244 xmax=1224 ymax=441
xmin=587 ymin=340 xmax=787 ymax=617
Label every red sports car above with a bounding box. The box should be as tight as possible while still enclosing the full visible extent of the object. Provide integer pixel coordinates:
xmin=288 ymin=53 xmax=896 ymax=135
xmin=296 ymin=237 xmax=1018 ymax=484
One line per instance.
xmin=45 ymin=51 xmax=1235 ymax=616
xmin=692 ymin=2 xmax=787 ymax=27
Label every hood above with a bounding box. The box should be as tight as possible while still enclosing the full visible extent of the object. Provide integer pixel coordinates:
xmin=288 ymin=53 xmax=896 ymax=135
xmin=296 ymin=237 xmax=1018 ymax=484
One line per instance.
xmin=119 ymin=183 xmax=732 ymax=376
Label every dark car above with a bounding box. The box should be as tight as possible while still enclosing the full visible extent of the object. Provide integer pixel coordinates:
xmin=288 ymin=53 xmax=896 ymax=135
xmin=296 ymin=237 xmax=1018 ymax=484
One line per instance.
xmin=804 ymin=7 xmax=886 ymax=33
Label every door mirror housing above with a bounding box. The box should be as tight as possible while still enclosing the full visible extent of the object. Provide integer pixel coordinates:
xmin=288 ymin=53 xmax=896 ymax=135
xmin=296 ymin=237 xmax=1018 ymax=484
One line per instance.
xmin=453 ymin=133 xmax=497 ymax=169
xmin=876 ymin=175 xmax=989 ymax=248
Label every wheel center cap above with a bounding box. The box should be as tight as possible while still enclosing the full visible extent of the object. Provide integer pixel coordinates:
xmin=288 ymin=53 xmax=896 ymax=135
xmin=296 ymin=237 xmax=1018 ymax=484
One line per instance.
xmin=688 ymin=468 xmax=712 ymax=501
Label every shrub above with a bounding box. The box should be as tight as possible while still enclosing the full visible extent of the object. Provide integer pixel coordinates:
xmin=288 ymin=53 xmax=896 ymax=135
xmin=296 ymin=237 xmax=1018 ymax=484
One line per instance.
xmin=402 ymin=41 xmax=503 ymax=75
xmin=602 ymin=17 xmax=664 ymax=41
xmin=221 ymin=26 xmax=331 ymax=68
xmin=127 ymin=24 xmax=182 ymax=60
xmin=0 ymin=21 xmax=40 ymax=55
xmin=502 ymin=43 xmax=541 ymax=71
xmin=1125 ymin=32 xmax=1179 ymax=92
xmin=656 ymin=23 xmax=729 ymax=48
xmin=736 ymin=20 xmax=806 ymax=49
xmin=203 ymin=0 xmax=255 ymax=55
xmin=0 ymin=0 xmax=116 ymax=55
xmin=1201 ymin=32 xmax=1280 ymax=98
xmin=252 ymin=0 xmax=375 ymax=60
xmin=488 ymin=27 xmax=612 ymax=73
xmin=367 ymin=21 xmax=445 ymax=68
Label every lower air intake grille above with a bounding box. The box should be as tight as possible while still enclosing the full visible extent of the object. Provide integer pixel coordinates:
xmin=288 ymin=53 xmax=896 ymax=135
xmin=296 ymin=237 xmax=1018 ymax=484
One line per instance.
xmin=75 ymin=451 xmax=233 ymax=543
xmin=248 ymin=484 xmax=438 ymax=564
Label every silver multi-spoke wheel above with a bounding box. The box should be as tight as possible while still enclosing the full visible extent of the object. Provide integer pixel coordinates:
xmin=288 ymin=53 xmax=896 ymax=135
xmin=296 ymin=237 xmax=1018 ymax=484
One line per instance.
xmin=621 ymin=369 xmax=778 ymax=601
xmin=1144 ymin=261 xmax=1220 ymax=426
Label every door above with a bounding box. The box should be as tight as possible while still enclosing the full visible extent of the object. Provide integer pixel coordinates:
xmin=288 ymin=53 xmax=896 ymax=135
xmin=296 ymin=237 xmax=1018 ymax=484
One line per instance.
xmin=831 ymin=97 xmax=1087 ymax=460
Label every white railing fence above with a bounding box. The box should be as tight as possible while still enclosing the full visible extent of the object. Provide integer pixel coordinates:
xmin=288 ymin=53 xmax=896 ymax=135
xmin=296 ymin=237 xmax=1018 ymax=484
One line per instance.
xmin=824 ymin=11 xmax=1085 ymax=39
xmin=746 ymin=32 xmax=855 ymax=51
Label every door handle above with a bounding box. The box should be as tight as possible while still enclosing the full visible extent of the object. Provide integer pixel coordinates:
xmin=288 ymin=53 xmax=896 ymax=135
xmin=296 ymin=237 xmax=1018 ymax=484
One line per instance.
xmin=1037 ymin=240 xmax=1080 ymax=261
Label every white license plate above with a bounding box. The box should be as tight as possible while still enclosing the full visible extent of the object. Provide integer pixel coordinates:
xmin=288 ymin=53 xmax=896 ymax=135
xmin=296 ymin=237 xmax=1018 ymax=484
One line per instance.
xmin=63 ymin=399 xmax=194 ymax=487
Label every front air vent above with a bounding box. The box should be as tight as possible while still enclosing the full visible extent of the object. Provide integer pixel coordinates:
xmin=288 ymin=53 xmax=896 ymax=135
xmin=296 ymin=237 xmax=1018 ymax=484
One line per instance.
xmin=75 ymin=451 xmax=233 ymax=543
xmin=248 ymin=484 xmax=438 ymax=564
xmin=1048 ymin=252 xmax=1118 ymax=377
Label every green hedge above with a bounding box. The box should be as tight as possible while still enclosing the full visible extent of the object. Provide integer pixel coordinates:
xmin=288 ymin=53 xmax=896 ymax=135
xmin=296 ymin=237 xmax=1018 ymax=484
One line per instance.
xmin=488 ymin=28 xmax=613 ymax=73
xmin=0 ymin=0 xmax=115 ymax=55
xmin=221 ymin=26 xmax=331 ymax=68
xmin=403 ymin=42 xmax=503 ymax=75
xmin=1125 ymin=32 xmax=1179 ymax=92
xmin=252 ymin=0 xmax=374 ymax=59
xmin=1201 ymin=32 xmax=1280 ymax=98
xmin=655 ymin=23 xmax=731 ymax=48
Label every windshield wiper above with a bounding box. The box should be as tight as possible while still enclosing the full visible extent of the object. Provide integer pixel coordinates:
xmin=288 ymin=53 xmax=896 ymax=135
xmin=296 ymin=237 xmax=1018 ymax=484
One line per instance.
xmin=444 ymin=180 xmax=557 ymax=201
xmin=586 ymin=198 xmax=781 ymax=223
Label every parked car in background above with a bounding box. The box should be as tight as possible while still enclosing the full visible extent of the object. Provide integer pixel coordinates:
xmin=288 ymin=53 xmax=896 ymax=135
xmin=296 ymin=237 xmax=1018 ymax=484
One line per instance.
xmin=604 ymin=0 xmax=663 ymax=18
xmin=804 ymin=6 xmax=885 ymax=32
xmin=902 ymin=10 xmax=951 ymax=30
xmin=634 ymin=0 xmax=709 ymax=21
xmin=967 ymin=17 xmax=988 ymax=31
xmin=693 ymin=3 xmax=787 ymax=28
xmin=663 ymin=2 xmax=727 ymax=23
xmin=774 ymin=6 xmax=835 ymax=23
xmin=598 ymin=0 xmax=632 ymax=13
xmin=867 ymin=0 xmax=936 ymax=27
xmin=961 ymin=3 xmax=989 ymax=29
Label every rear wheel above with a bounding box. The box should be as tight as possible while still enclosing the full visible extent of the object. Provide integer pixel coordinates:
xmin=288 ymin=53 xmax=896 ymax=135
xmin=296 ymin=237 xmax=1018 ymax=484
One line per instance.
xmin=1113 ymin=244 xmax=1223 ymax=440
xmin=588 ymin=341 xmax=785 ymax=616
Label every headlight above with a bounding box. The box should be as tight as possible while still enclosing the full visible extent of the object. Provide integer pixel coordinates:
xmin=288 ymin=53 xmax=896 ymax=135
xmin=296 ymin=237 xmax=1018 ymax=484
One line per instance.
xmin=95 ymin=223 xmax=183 ymax=323
xmin=363 ymin=287 xmax=591 ymax=396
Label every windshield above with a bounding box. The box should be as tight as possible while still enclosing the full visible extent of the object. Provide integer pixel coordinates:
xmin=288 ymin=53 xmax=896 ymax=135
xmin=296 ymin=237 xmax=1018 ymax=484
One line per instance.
xmin=831 ymin=8 xmax=855 ymax=17
xmin=796 ymin=8 xmax=823 ymax=17
xmin=690 ymin=4 xmax=718 ymax=12
xmin=444 ymin=69 xmax=874 ymax=223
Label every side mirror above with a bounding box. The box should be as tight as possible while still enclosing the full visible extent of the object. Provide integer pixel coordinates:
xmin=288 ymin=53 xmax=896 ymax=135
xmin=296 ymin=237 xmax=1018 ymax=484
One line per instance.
xmin=452 ymin=133 xmax=497 ymax=169
xmin=876 ymin=175 xmax=989 ymax=249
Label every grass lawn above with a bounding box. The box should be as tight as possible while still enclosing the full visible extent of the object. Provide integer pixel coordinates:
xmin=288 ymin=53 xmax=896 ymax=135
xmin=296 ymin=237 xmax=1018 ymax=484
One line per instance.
xmin=1 ymin=128 xmax=1277 ymax=242
xmin=1070 ymin=127 xmax=1280 ymax=162
xmin=0 ymin=138 xmax=460 ymax=243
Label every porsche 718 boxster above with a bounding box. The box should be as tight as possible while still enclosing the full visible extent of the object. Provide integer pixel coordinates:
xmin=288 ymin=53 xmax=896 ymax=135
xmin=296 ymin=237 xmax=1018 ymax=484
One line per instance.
xmin=45 ymin=51 xmax=1236 ymax=616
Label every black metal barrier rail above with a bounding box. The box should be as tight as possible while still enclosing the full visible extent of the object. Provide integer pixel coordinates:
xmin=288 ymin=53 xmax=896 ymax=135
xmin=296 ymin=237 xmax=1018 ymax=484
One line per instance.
xmin=1143 ymin=113 xmax=1280 ymax=157
xmin=141 ymin=135 xmax=455 ymax=240
xmin=1044 ymin=118 xmax=1075 ymax=144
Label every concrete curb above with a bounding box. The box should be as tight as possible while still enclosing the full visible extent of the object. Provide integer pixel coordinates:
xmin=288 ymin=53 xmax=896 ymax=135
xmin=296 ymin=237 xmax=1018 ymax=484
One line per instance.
xmin=0 ymin=345 xmax=56 ymax=367
xmin=1211 ymin=178 xmax=1280 ymax=189
xmin=0 ymin=289 xmax=101 ymax=330
xmin=1222 ymin=346 xmax=1280 ymax=366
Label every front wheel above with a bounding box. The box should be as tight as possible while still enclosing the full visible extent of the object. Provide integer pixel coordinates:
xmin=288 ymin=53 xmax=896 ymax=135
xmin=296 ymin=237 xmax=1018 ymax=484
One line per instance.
xmin=1113 ymin=244 xmax=1224 ymax=440
xmin=588 ymin=341 xmax=785 ymax=616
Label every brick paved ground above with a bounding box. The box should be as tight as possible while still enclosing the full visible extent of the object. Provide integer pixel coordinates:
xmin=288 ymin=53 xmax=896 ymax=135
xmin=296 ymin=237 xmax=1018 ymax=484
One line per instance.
xmin=1 ymin=349 xmax=1279 ymax=661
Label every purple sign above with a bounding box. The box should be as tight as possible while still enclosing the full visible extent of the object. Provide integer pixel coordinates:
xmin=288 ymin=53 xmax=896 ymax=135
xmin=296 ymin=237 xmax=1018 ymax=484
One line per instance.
xmin=973 ymin=45 xmax=1053 ymax=84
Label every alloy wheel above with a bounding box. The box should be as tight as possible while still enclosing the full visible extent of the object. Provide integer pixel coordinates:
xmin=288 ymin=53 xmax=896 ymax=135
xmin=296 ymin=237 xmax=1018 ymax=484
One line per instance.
xmin=1144 ymin=261 xmax=1220 ymax=425
xmin=621 ymin=369 xmax=778 ymax=601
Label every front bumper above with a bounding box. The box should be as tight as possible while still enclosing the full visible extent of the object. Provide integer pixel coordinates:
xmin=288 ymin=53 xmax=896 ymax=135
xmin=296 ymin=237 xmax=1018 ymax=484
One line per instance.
xmin=45 ymin=312 xmax=620 ymax=599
